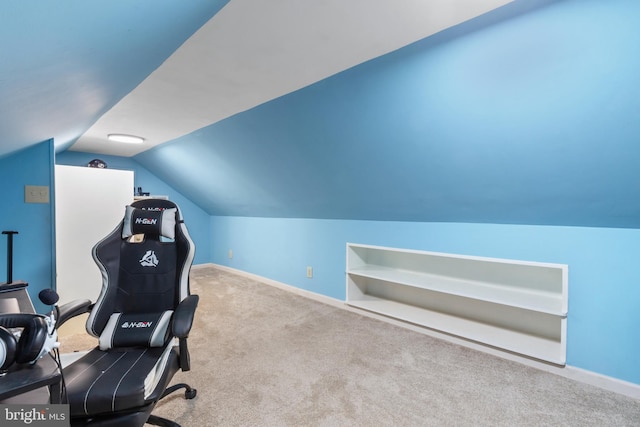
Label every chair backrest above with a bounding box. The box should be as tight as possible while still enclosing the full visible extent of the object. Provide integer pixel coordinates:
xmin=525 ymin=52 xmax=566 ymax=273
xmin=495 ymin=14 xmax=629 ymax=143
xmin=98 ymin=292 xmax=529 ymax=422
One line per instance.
xmin=85 ymin=199 xmax=195 ymax=348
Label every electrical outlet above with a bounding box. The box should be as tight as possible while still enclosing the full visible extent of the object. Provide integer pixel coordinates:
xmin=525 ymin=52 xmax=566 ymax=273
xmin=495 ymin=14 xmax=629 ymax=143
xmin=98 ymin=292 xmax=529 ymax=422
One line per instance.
xmin=228 ymin=249 xmax=233 ymax=259
xmin=306 ymin=266 xmax=313 ymax=278
xmin=25 ymin=185 xmax=50 ymax=203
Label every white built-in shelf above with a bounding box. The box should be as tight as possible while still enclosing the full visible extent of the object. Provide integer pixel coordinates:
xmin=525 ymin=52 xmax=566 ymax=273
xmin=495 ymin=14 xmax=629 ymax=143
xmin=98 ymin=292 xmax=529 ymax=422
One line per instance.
xmin=346 ymin=244 xmax=568 ymax=365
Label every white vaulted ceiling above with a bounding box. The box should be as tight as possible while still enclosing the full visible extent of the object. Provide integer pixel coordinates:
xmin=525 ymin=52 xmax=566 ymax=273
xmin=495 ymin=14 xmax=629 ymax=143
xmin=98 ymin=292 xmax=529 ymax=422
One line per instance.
xmin=69 ymin=0 xmax=512 ymax=157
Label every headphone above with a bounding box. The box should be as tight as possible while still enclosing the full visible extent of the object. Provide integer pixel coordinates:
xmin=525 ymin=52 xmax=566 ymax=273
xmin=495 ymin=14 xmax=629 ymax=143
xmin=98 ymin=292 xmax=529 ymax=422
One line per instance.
xmin=0 ymin=313 xmax=57 ymax=371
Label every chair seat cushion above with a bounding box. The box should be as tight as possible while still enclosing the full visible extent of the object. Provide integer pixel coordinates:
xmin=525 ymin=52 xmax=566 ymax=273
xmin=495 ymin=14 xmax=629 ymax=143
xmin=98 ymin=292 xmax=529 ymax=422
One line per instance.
xmin=63 ymin=345 xmax=179 ymax=417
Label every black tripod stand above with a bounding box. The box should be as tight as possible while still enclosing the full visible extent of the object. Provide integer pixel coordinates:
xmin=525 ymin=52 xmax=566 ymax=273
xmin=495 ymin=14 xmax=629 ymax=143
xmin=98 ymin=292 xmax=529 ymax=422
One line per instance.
xmin=1 ymin=231 xmax=27 ymax=290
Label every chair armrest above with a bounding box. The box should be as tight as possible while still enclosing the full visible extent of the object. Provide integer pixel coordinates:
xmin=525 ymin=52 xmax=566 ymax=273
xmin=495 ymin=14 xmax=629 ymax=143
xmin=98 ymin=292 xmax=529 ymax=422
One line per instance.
xmin=57 ymin=299 xmax=93 ymax=327
xmin=172 ymin=294 xmax=199 ymax=338
xmin=172 ymin=294 xmax=198 ymax=371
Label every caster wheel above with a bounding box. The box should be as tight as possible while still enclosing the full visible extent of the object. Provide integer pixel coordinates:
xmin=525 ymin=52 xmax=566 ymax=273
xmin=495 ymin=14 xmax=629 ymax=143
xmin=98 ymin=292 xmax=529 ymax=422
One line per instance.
xmin=185 ymin=388 xmax=197 ymax=399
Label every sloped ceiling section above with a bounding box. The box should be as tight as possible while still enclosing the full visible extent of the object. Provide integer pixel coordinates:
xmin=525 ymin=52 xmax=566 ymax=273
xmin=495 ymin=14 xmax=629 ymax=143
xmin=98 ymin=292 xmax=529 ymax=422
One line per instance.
xmin=135 ymin=0 xmax=640 ymax=228
xmin=0 ymin=0 xmax=229 ymax=158
xmin=72 ymin=0 xmax=513 ymax=156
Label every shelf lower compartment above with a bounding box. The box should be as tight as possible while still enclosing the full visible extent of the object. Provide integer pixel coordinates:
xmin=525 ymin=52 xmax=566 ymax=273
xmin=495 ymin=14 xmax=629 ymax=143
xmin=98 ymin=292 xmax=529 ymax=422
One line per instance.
xmin=348 ymin=266 xmax=565 ymax=315
xmin=347 ymin=297 xmax=566 ymax=365
xmin=347 ymin=273 xmax=566 ymax=364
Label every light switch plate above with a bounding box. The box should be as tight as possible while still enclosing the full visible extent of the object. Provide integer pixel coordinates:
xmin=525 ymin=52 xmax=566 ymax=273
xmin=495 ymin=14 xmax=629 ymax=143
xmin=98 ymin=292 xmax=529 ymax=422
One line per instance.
xmin=25 ymin=185 xmax=50 ymax=203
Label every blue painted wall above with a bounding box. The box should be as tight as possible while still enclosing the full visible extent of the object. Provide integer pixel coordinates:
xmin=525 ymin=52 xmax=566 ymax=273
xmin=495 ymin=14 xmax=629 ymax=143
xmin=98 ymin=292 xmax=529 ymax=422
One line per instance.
xmin=0 ymin=140 xmax=56 ymax=314
xmin=135 ymin=0 xmax=640 ymax=229
xmin=56 ymin=151 xmax=211 ymax=264
xmin=211 ymin=216 xmax=640 ymax=385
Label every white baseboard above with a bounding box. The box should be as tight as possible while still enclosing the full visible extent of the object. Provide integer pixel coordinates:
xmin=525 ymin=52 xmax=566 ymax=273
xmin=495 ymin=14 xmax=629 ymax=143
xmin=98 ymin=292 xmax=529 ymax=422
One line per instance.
xmin=206 ymin=263 xmax=640 ymax=400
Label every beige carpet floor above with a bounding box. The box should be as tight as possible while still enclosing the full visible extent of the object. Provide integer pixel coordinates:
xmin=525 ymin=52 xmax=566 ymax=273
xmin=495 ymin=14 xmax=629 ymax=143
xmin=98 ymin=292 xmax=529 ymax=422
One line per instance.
xmin=59 ymin=266 xmax=640 ymax=426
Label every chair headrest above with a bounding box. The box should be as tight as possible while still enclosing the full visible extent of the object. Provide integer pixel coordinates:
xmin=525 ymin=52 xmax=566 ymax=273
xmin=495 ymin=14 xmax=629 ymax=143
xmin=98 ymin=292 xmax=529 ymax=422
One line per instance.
xmin=122 ymin=206 xmax=177 ymax=240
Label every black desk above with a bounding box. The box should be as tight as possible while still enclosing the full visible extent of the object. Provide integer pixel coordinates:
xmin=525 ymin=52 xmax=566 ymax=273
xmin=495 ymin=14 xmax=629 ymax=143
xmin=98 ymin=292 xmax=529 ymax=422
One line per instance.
xmin=0 ymin=356 xmax=61 ymax=403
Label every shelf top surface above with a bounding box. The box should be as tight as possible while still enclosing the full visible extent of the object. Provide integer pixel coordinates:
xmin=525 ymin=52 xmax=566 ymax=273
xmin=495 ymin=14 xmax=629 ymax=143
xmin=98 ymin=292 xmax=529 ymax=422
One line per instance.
xmin=347 ymin=243 xmax=568 ymax=270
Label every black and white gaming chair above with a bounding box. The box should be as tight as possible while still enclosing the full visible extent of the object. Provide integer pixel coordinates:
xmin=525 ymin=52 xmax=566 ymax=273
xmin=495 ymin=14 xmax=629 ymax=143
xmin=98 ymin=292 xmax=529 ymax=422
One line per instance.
xmin=59 ymin=198 xmax=198 ymax=427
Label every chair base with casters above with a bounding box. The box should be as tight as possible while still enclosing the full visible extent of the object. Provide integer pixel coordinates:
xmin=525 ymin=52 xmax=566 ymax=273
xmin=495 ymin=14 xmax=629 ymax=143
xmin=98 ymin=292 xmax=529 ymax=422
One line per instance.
xmin=58 ymin=199 xmax=198 ymax=427
xmin=147 ymin=384 xmax=197 ymax=427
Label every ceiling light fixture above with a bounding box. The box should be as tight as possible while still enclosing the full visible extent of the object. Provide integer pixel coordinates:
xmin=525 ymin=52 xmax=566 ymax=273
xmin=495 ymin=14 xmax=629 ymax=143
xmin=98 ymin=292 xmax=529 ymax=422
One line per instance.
xmin=107 ymin=134 xmax=145 ymax=144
